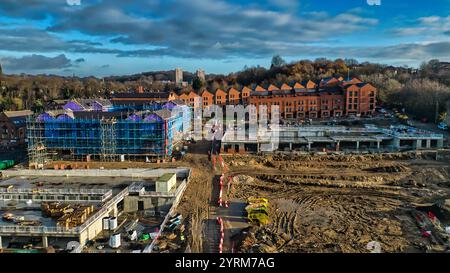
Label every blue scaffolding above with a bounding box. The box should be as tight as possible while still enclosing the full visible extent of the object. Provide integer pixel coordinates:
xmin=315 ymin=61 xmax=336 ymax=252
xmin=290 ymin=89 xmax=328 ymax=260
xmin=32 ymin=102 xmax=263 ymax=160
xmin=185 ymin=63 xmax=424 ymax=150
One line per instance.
xmin=27 ymin=108 xmax=185 ymax=162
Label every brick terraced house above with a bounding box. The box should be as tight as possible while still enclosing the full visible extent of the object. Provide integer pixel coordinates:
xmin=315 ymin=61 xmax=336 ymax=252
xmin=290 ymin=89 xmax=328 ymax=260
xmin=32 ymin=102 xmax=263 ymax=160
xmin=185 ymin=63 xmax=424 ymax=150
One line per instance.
xmin=162 ymin=77 xmax=377 ymax=119
xmin=0 ymin=110 xmax=34 ymax=148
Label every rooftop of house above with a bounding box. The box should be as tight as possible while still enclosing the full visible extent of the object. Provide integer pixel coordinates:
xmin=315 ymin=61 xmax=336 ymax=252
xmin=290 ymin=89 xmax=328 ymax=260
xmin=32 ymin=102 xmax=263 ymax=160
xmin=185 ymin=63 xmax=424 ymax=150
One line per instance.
xmin=153 ymin=109 xmax=173 ymax=120
xmin=3 ymin=110 xmax=34 ymax=118
xmin=112 ymin=92 xmax=170 ymax=99
xmin=72 ymin=111 xmax=125 ymax=120
xmin=50 ymin=99 xmax=69 ymax=105
xmin=75 ymin=98 xmax=112 ymax=109
xmin=169 ymin=99 xmax=187 ymax=106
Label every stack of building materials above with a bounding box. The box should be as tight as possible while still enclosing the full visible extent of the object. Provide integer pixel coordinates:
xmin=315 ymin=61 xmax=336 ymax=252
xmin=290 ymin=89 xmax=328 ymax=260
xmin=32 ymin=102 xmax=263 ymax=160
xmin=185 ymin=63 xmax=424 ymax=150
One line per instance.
xmin=42 ymin=202 xmax=94 ymax=228
xmin=42 ymin=202 xmax=73 ymax=218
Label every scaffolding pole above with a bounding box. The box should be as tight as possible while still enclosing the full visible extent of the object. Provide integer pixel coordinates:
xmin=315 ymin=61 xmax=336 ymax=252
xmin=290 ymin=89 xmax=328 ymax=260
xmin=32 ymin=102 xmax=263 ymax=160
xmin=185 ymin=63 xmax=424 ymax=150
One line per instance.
xmin=100 ymin=118 xmax=117 ymax=162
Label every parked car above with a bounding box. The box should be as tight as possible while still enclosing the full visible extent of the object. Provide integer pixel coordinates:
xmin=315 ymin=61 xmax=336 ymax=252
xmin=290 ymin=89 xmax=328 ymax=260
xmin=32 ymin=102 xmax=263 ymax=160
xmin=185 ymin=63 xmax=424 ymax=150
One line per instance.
xmin=438 ymin=122 xmax=448 ymax=131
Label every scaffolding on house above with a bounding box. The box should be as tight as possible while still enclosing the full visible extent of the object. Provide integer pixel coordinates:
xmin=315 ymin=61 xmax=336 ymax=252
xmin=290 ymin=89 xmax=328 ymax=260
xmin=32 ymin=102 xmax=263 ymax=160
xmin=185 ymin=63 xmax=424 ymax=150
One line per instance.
xmin=26 ymin=111 xmax=183 ymax=163
xmin=100 ymin=118 xmax=117 ymax=162
xmin=26 ymin=117 xmax=49 ymax=168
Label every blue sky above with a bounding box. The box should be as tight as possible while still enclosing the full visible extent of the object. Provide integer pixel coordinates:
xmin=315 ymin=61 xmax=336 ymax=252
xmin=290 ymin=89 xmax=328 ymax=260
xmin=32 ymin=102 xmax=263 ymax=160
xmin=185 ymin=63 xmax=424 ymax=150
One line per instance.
xmin=0 ymin=0 xmax=449 ymax=77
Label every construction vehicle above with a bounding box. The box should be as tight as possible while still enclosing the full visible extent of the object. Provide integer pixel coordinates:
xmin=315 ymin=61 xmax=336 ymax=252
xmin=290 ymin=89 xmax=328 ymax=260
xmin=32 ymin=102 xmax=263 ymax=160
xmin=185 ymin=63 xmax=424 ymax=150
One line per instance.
xmin=397 ymin=114 xmax=413 ymax=126
xmin=245 ymin=202 xmax=269 ymax=213
xmin=246 ymin=197 xmax=270 ymax=226
xmin=438 ymin=122 xmax=448 ymax=131
xmin=246 ymin=197 xmax=269 ymax=213
xmin=247 ymin=197 xmax=269 ymax=205
xmin=248 ymin=211 xmax=270 ymax=226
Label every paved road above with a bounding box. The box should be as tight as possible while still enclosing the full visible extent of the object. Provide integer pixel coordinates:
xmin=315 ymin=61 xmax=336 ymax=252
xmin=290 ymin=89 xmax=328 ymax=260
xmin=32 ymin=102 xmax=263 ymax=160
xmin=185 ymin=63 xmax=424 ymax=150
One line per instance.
xmin=218 ymin=199 xmax=248 ymax=253
xmin=204 ymin=167 xmax=249 ymax=253
xmin=204 ymin=174 xmax=223 ymax=253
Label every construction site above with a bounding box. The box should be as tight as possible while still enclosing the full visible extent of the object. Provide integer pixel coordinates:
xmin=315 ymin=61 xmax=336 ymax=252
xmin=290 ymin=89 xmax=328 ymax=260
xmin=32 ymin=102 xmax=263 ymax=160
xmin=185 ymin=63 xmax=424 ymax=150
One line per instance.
xmin=221 ymin=124 xmax=445 ymax=154
xmin=155 ymin=139 xmax=450 ymax=254
xmin=26 ymin=99 xmax=191 ymax=166
xmin=3 ymin=103 xmax=450 ymax=254
xmin=0 ymin=168 xmax=191 ymax=253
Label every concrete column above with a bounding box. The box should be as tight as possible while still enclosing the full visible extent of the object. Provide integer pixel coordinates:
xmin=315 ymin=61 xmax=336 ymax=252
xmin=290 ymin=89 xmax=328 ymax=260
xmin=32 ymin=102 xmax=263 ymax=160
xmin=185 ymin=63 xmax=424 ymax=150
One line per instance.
xmin=289 ymin=143 xmax=293 ymax=150
xmin=239 ymin=144 xmax=245 ymax=154
xmin=307 ymin=143 xmax=312 ymax=151
xmin=42 ymin=236 xmax=48 ymax=248
xmin=426 ymin=139 xmax=431 ymax=149
xmin=414 ymin=139 xmax=422 ymax=150
xmin=356 ymin=141 xmax=360 ymax=150
xmin=112 ymin=204 xmax=118 ymax=217
xmin=393 ymin=138 xmax=400 ymax=149
xmin=0 ymin=235 xmax=2 ymax=249
xmin=377 ymin=141 xmax=381 ymax=151
xmin=336 ymin=142 xmax=340 ymax=152
xmin=257 ymin=143 xmax=260 ymax=153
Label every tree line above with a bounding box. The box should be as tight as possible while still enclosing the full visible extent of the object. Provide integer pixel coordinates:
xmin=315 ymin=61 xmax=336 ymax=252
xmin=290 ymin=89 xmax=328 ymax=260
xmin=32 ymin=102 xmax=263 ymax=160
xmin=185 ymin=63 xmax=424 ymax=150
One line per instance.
xmin=1 ymin=58 xmax=450 ymax=122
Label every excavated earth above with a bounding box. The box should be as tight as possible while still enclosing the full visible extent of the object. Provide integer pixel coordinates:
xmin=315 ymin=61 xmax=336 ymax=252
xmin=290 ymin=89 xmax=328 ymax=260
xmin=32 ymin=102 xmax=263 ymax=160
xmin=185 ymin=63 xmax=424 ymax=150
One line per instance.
xmin=224 ymin=151 xmax=450 ymax=253
xmin=71 ymin=149 xmax=450 ymax=253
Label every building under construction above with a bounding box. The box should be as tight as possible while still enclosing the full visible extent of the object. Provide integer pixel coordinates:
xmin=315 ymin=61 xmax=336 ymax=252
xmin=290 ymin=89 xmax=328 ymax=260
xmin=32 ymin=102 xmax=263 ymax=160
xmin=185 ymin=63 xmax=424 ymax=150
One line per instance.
xmin=26 ymin=99 xmax=191 ymax=165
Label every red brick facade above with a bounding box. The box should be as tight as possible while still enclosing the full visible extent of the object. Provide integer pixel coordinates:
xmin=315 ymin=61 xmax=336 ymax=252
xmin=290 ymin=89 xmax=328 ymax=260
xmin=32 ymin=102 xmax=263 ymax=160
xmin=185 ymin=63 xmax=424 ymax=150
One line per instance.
xmin=168 ymin=77 xmax=377 ymax=118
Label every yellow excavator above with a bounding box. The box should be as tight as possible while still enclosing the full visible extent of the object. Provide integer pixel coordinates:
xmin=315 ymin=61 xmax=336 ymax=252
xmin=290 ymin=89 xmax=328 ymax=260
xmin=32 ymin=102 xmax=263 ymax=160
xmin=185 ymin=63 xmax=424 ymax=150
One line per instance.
xmin=247 ymin=197 xmax=269 ymax=204
xmin=246 ymin=197 xmax=270 ymax=226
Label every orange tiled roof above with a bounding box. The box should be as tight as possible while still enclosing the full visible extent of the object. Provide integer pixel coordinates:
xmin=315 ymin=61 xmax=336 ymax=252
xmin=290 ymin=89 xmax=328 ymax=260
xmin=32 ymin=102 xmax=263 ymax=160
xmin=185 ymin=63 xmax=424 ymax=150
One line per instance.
xmin=228 ymin=87 xmax=240 ymax=94
xmin=293 ymin=82 xmax=305 ymax=89
xmin=241 ymin=86 xmax=251 ymax=93
xmin=306 ymin=80 xmax=317 ymax=89
xmin=188 ymin=91 xmax=200 ymax=97
xmin=215 ymin=88 xmax=227 ymax=95
xmin=280 ymin=83 xmax=292 ymax=91
xmin=254 ymin=85 xmax=266 ymax=92
xmin=201 ymin=90 xmax=214 ymax=97
xmin=267 ymin=84 xmax=279 ymax=91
